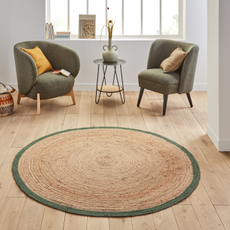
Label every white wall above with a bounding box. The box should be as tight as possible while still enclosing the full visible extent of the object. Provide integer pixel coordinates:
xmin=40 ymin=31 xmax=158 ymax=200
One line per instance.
xmin=207 ymin=0 xmax=220 ymax=146
xmin=0 ymin=0 xmax=207 ymax=91
xmin=207 ymin=0 xmax=230 ymax=151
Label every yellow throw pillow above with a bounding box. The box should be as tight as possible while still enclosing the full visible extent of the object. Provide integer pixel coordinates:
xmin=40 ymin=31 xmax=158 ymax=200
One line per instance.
xmin=160 ymin=46 xmax=188 ymax=73
xmin=21 ymin=46 xmax=54 ymax=75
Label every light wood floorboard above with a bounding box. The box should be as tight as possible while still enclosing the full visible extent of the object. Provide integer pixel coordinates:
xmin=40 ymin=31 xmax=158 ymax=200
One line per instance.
xmin=64 ymin=213 xmax=87 ymax=230
xmin=109 ymin=217 xmax=133 ymax=230
xmin=152 ymin=207 xmax=179 ymax=230
xmin=0 ymin=91 xmax=230 ymax=230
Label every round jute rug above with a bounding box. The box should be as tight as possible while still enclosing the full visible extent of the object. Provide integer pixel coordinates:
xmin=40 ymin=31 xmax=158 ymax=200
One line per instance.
xmin=12 ymin=127 xmax=200 ymax=217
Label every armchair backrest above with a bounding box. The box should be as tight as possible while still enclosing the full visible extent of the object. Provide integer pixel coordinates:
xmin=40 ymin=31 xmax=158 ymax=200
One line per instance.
xmin=33 ymin=41 xmax=80 ymax=78
xmin=147 ymin=39 xmax=199 ymax=94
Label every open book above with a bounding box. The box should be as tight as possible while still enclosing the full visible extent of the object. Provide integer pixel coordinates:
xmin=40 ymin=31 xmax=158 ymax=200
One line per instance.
xmin=52 ymin=69 xmax=71 ymax=77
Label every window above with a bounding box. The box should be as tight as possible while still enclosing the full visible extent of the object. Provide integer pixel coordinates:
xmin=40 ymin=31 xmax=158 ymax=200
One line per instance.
xmin=46 ymin=0 xmax=184 ymax=39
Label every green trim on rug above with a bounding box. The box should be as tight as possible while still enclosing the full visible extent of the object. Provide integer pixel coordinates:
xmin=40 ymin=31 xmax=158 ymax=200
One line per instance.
xmin=12 ymin=127 xmax=200 ymax=217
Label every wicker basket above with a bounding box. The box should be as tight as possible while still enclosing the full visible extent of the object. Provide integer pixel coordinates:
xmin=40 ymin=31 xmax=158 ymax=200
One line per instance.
xmin=0 ymin=85 xmax=15 ymax=116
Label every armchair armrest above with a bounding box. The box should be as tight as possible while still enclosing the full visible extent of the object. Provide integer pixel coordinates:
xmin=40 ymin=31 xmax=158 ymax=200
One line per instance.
xmin=178 ymin=45 xmax=199 ymax=94
xmin=14 ymin=43 xmax=38 ymax=95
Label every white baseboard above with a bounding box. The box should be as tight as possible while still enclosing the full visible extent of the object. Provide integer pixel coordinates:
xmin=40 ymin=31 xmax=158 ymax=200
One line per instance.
xmin=207 ymin=125 xmax=230 ymax=151
xmin=74 ymin=83 xmax=207 ymax=91
xmin=193 ymin=83 xmax=207 ymax=91
xmin=193 ymin=83 xmax=208 ymax=91
xmin=8 ymin=83 xmax=207 ymax=92
xmin=73 ymin=83 xmax=140 ymax=91
xmin=207 ymin=125 xmax=219 ymax=149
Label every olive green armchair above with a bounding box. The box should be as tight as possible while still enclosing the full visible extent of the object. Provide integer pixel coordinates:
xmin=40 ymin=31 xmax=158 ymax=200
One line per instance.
xmin=14 ymin=41 xmax=80 ymax=114
xmin=137 ymin=39 xmax=199 ymax=115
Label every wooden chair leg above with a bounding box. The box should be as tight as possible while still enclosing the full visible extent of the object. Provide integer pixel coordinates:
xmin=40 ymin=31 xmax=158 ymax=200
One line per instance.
xmin=163 ymin=94 xmax=168 ymax=116
xmin=70 ymin=88 xmax=76 ymax=105
xmin=17 ymin=92 xmax=21 ymax=104
xmin=137 ymin=88 xmax=144 ymax=107
xmin=186 ymin=92 xmax=193 ymax=107
xmin=37 ymin=93 xmax=40 ymax=115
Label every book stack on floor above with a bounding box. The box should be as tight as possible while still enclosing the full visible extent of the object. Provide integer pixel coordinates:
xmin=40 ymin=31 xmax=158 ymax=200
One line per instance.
xmin=55 ymin=31 xmax=71 ymax=39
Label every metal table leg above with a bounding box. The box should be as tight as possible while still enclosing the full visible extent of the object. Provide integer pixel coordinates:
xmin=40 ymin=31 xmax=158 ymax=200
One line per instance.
xmin=94 ymin=59 xmax=126 ymax=104
xmin=95 ymin=65 xmax=108 ymax=104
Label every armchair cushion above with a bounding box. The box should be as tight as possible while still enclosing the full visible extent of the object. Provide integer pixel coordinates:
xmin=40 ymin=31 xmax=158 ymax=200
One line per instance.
xmin=22 ymin=46 xmax=54 ymax=75
xmin=138 ymin=68 xmax=180 ymax=94
xmin=160 ymin=46 xmax=188 ymax=73
xmin=25 ymin=71 xmax=75 ymax=100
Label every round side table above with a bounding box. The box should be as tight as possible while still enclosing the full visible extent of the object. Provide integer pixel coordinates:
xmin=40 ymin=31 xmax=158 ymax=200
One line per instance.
xmin=93 ymin=59 xmax=126 ymax=104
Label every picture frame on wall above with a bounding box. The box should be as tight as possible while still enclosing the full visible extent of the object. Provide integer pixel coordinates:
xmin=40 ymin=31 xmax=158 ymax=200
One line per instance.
xmin=78 ymin=14 xmax=96 ymax=39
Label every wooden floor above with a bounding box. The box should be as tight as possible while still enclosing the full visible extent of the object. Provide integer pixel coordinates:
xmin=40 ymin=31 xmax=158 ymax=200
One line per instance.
xmin=0 ymin=90 xmax=230 ymax=230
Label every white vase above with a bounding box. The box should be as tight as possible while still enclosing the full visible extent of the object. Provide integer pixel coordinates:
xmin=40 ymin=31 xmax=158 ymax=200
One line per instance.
xmin=102 ymin=37 xmax=118 ymax=62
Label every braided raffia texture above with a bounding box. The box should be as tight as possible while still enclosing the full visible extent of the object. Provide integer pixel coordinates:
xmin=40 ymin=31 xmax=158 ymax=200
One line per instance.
xmin=13 ymin=127 xmax=200 ymax=217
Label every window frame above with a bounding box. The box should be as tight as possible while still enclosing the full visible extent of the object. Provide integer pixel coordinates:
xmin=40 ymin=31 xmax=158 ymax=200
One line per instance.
xmin=46 ymin=0 xmax=185 ymax=40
